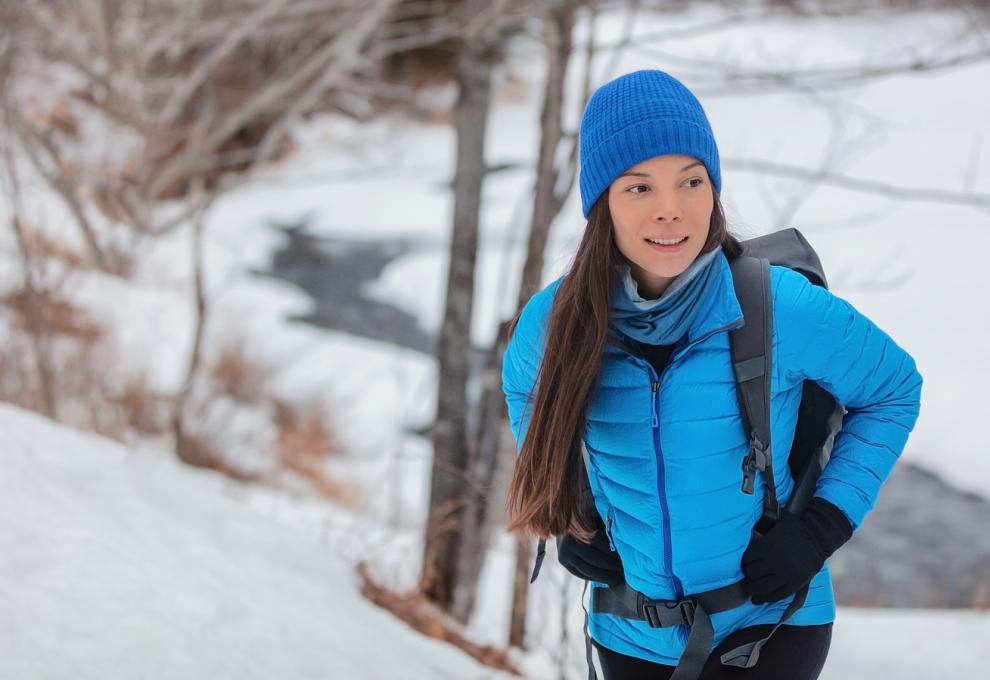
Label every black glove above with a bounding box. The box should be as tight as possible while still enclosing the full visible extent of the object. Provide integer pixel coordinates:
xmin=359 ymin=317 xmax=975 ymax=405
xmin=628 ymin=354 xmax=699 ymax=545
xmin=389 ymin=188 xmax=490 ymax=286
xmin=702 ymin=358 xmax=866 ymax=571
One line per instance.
xmin=741 ymin=497 xmax=853 ymax=605
xmin=556 ymin=514 xmax=624 ymax=586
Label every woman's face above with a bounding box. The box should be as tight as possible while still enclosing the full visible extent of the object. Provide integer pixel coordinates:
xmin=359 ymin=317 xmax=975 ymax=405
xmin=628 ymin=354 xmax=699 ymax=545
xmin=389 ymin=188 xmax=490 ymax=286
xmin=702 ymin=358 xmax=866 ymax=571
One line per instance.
xmin=607 ymin=154 xmax=714 ymax=299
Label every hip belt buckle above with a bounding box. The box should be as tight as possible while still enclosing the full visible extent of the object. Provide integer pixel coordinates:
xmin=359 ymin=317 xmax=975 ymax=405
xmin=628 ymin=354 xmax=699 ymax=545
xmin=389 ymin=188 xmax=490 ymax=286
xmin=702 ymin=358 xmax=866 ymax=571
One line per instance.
xmin=641 ymin=597 xmax=696 ymax=628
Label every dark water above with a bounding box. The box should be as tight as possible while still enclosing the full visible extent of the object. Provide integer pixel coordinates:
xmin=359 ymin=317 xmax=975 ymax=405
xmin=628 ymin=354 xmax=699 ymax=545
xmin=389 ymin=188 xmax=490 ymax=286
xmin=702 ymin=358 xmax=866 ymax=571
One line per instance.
xmin=256 ymin=218 xmax=438 ymax=355
xmin=260 ymin=218 xmax=990 ymax=609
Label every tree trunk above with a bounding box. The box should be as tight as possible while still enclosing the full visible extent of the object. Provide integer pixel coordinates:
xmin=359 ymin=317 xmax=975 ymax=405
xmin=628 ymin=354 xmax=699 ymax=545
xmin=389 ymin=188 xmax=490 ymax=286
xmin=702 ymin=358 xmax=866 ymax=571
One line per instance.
xmin=450 ymin=0 xmax=580 ymax=628
xmin=451 ymin=317 xmax=511 ymax=622
xmin=509 ymin=534 xmax=533 ymax=648
xmin=504 ymin=0 xmax=578 ymax=644
xmin=518 ymin=0 xmax=574 ymax=309
xmin=172 ymin=179 xmax=209 ymax=463
xmin=420 ymin=0 xmax=499 ymax=612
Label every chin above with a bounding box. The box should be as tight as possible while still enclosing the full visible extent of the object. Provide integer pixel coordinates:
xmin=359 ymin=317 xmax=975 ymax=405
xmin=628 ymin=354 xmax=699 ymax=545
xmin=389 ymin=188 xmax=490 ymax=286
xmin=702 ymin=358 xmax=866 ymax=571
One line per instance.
xmin=636 ymin=258 xmax=692 ymax=279
xmin=653 ymin=268 xmax=690 ymax=282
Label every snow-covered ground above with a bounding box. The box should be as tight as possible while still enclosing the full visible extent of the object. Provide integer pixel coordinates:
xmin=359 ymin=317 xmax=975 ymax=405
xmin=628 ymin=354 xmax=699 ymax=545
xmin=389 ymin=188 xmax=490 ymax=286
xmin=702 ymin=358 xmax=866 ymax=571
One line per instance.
xmin=2 ymin=2 xmax=989 ymax=678
xmin=0 ymin=403 xmax=515 ymax=680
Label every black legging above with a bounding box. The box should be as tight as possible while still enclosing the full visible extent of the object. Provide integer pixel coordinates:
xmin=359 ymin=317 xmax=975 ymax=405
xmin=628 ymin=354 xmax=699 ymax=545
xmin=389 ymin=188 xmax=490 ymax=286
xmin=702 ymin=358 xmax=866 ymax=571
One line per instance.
xmin=593 ymin=623 xmax=832 ymax=680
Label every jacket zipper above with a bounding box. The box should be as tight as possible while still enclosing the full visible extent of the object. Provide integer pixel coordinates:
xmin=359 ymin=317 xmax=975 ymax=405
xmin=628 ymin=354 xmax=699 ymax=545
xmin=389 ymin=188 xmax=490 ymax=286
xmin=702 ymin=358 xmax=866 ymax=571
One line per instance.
xmin=638 ymin=318 xmax=745 ymax=600
xmin=650 ymin=377 xmax=682 ymax=597
xmin=605 ymin=510 xmax=616 ymax=552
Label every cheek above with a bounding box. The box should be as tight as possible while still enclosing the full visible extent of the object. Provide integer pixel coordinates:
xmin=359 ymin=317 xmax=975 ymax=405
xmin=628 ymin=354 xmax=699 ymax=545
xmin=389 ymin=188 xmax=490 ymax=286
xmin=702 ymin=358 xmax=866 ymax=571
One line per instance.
xmin=689 ymin=202 xmax=713 ymax=234
xmin=612 ymin=215 xmax=634 ymax=239
xmin=614 ymin=217 xmax=648 ymax=252
xmin=612 ymin=223 xmax=637 ymax=257
xmin=691 ymin=191 xmax=714 ymax=220
xmin=608 ymin=197 xmax=636 ymax=243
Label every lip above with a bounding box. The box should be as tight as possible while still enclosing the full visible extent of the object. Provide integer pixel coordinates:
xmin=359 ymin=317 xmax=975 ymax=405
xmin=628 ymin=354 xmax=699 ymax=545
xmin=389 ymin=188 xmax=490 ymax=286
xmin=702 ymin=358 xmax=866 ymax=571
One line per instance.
xmin=644 ymin=236 xmax=689 ymax=252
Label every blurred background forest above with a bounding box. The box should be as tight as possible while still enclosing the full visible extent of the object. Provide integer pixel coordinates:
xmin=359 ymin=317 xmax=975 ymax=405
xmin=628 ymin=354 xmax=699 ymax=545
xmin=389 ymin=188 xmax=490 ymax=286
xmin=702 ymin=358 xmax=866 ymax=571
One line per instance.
xmin=1 ymin=1 xmax=989 ymax=678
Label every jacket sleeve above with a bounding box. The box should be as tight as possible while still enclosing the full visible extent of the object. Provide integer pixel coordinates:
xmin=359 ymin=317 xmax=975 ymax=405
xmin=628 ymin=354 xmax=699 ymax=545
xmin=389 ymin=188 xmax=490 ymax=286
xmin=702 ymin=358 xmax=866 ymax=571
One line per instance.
xmin=501 ymin=284 xmax=556 ymax=453
xmin=773 ymin=267 xmax=923 ymax=530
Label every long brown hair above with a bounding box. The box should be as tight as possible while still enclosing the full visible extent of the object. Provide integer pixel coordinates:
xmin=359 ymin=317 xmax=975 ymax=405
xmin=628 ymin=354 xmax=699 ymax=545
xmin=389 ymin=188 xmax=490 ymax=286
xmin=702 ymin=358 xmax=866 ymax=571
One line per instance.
xmin=504 ymin=191 xmax=742 ymax=542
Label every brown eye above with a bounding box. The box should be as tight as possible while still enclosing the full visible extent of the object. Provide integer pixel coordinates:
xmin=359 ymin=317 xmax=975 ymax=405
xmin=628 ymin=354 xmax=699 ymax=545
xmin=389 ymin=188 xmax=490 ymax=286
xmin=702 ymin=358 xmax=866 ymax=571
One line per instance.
xmin=684 ymin=178 xmax=704 ymax=188
xmin=627 ymin=185 xmax=648 ymax=194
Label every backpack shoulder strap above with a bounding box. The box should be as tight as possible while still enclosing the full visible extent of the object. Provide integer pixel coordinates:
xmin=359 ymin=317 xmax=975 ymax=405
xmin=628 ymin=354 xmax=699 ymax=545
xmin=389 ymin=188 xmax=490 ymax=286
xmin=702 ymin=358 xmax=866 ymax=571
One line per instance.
xmin=728 ymin=255 xmax=779 ymax=535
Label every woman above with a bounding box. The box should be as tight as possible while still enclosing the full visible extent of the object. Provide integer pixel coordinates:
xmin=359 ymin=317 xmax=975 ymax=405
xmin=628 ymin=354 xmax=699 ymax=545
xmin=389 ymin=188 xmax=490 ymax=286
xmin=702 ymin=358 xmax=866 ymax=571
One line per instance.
xmin=501 ymin=70 xmax=923 ymax=679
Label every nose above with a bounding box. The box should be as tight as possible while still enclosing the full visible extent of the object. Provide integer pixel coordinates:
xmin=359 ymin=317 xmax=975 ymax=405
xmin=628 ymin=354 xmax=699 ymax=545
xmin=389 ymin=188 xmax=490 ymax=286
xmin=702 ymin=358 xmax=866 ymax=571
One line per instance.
xmin=651 ymin=193 xmax=682 ymax=223
xmin=653 ymin=192 xmax=683 ymax=224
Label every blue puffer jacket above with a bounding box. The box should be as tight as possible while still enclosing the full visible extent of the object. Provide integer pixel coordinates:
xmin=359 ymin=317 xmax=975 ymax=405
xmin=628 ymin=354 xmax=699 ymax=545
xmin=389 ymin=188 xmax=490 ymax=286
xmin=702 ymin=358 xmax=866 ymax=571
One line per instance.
xmin=502 ymin=249 xmax=923 ymax=665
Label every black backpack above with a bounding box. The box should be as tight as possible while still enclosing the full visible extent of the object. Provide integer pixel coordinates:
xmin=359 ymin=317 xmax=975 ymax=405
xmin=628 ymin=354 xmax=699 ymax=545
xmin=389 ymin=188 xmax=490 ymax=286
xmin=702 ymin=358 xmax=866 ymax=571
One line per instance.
xmin=527 ymin=227 xmax=846 ymax=679
xmin=729 ymin=227 xmax=846 ymax=537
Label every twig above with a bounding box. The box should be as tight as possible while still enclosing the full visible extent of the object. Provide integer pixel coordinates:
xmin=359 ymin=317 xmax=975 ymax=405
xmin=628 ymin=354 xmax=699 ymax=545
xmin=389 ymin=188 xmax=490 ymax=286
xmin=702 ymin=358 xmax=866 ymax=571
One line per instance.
xmin=726 ymin=157 xmax=990 ymax=208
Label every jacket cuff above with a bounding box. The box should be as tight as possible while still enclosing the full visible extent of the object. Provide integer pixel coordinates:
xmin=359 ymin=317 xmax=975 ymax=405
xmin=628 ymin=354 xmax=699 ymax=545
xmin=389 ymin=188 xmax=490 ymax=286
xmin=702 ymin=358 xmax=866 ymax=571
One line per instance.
xmin=804 ymin=496 xmax=854 ymax=557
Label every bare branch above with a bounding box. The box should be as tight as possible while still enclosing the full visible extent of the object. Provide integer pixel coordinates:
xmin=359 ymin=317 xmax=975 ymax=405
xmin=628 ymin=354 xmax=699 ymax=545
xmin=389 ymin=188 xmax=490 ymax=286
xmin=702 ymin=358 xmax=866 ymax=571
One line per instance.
xmin=6 ymin=110 xmax=109 ymax=269
xmin=598 ymin=0 xmax=641 ymax=83
xmin=365 ymin=18 xmax=468 ymax=61
xmin=637 ymin=45 xmax=990 ymax=97
xmin=159 ymin=0 xmax=297 ymax=124
xmin=147 ymin=0 xmax=401 ymax=200
xmin=726 ymin=156 xmax=990 ymax=208
xmin=593 ymin=6 xmax=775 ymax=51
xmin=551 ymin=0 xmax=599 ymax=214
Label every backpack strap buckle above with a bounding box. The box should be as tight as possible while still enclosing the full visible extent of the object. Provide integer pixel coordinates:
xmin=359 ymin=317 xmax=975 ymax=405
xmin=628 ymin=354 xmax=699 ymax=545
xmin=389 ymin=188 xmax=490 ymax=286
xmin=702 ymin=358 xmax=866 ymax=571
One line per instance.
xmin=741 ymin=433 xmax=770 ymax=495
xmin=641 ymin=597 xmax=696 ymax=628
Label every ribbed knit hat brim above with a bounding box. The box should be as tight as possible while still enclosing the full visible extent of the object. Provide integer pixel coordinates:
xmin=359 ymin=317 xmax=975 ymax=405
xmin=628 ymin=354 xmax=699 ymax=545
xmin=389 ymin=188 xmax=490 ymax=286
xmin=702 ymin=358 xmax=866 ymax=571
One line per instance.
xmin=578 ymin=70 xmax=721 ymax=217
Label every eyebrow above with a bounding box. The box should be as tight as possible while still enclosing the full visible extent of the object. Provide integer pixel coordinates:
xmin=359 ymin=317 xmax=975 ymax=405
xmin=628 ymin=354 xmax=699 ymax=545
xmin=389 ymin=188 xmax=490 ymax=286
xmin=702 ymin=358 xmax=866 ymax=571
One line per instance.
xmin=618 ymin=160 xmax=702 ymax=178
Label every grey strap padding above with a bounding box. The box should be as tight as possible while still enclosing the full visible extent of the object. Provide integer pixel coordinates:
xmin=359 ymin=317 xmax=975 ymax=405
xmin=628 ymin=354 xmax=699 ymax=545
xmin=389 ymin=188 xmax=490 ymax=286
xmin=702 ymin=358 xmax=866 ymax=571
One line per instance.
xmin=732 ymin=356 xmax=765 ymax=383
xmin=729 ymin=256 xmax=780 ymax=534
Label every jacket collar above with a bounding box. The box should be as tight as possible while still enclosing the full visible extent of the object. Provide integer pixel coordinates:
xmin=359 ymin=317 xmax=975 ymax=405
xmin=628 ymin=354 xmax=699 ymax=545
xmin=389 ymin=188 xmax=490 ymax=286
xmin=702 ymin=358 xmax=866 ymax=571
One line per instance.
xmin=683 ymin=249 xmax=745 ymax=343
xmin=608 ymin=250 xmax=744 ymax=356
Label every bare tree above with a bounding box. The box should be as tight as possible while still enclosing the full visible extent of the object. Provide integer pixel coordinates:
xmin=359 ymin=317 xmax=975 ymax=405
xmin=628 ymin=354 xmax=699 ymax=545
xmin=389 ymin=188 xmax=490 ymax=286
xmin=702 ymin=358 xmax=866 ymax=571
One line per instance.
xmin=419 ymin=0 xmax=599 ymax=633
xmin=3 ymin=0 xmax=476 ymax=471
xmin=3 ymin=0 xmax=461 ymax=274
xmin=420 ymin=0 xmax=511 ymax=615
xmin=170 ymin=177 xmax=212 ymax=469
xmin=449 ymin=0 xmax=582 ymax=611
xmin=513 ymin=0 xmax=585 ymax=646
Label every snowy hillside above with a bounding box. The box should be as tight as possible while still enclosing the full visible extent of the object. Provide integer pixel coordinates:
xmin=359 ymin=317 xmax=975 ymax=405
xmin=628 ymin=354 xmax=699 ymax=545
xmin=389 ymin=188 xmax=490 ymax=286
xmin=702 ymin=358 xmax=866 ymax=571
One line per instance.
xmin=0 ymin=403 xmax=512 ymax=680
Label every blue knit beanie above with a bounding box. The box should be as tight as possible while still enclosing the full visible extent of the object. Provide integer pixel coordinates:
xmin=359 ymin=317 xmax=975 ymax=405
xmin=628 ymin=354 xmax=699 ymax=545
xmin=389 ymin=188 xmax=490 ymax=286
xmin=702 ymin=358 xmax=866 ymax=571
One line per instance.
xmin=578 ymin=69 xmax=721 ymax=218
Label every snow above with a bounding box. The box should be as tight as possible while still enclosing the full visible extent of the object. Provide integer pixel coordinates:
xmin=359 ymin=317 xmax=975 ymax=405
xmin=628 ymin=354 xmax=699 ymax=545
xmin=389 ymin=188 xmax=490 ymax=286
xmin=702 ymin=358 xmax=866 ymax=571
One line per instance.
xmin=0 ymin=403 xmax=512 ymax=680
xmin=1 ymin=2 xmax=988 ymax=678
xmin=824 ymin=608 xmax=990 ymax=679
